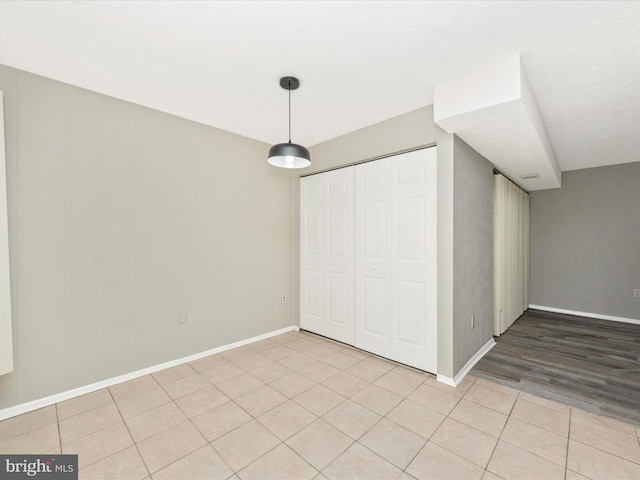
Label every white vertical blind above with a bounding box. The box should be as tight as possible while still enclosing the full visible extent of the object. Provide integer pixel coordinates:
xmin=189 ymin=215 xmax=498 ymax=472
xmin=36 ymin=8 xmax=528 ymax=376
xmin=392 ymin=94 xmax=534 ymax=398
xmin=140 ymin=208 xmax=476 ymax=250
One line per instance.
xmin=493 ymin=173 xmax=530 ymax=336
xmin=0 ymin=91 xmax=13 ymax=375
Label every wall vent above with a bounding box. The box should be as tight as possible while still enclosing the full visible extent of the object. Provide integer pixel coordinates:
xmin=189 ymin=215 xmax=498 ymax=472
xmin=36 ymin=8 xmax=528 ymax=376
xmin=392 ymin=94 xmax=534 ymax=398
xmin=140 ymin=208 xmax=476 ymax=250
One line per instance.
xmin=519 ymin=173 xmax=540 ymax=180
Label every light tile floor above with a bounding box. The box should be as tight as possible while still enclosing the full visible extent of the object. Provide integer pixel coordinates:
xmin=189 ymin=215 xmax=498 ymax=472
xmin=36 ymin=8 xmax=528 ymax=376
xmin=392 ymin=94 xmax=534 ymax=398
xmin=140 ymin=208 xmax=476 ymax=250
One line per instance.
xmin=1 ymin=330 xmax=640 ymax=479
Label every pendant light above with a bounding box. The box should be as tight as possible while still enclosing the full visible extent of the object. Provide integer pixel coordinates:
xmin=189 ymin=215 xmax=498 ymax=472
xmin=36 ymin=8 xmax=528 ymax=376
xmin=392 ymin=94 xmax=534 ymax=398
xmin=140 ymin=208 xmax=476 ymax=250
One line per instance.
xmin=267 ymin=76 xmax=311 ymax=169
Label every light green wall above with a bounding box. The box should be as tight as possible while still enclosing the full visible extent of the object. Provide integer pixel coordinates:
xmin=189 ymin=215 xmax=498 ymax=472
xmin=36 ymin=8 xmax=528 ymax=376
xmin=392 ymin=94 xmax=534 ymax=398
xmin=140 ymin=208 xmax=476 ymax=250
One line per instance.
xmin=0 ymin=64 xmax=295 ymax=409
xmin=0 ymin=92 xmax=12 ymax=376
xmin=0 ymin=66 xmax=498 ymax=410
xmin=436 ymin=133 xmax=455 ymax=378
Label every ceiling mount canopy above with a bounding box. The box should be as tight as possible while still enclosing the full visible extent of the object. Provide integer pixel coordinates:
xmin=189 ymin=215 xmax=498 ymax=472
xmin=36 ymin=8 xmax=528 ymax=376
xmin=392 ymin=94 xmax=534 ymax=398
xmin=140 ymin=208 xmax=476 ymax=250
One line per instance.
xmin=267 ymin=76 xmax=311 ymax=169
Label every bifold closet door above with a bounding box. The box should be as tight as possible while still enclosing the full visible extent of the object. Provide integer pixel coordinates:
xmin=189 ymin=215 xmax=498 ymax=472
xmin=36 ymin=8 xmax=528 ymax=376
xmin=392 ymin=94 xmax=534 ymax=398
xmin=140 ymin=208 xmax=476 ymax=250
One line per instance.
xmin=300 ymin=167 xmax=355 ymax=344
xmin=355 ymin=147 xmax=438 ymax=372
xmin=354 ymin=158 xmax=391 ymax=357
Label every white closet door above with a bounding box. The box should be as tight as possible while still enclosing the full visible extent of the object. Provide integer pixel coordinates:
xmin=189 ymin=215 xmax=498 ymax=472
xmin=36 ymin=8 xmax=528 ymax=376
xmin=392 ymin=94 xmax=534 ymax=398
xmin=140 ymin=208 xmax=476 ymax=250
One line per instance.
xmin=389 ymin=148 xmax=437 ymax=372
xmin=355 ymin=147 xmax=437 ymax=372
xmin=300 ymin=167 xmax=355 ymax=344
xmin=355 ymin=158 xmax=392 ymax=358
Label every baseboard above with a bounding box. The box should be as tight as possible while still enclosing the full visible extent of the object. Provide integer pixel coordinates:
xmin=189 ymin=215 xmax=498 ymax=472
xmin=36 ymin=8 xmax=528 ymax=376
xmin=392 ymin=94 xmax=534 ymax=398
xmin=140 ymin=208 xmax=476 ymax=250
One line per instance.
xmin=0 ymin=325 xmax=297 ymax=422
xmin=437 ymin=337 xmax=496 ymax=387
xmin=436 ymin=374 xmax=456 ymax=387
xmin=529 ymin=305 xmax=640 ymax=326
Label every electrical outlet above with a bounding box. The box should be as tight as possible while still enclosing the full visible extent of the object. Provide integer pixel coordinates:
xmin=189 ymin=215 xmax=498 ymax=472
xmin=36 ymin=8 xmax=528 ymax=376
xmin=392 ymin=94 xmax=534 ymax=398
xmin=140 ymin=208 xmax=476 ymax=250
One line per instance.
xmin=471 ymin=315 xmax=475 ymax=328
xmin=634 ymin=289 xmax=640 ymax=298
xmin=179 ymin=312 xmax=188 ymax=324
xmin=281 ymin=295 xmax=287 ymax=304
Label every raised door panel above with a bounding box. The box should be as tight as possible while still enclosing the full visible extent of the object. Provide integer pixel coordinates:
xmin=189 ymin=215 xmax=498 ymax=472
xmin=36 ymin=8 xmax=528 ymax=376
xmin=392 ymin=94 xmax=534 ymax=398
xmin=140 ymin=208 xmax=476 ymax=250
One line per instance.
xmin=300 ymin=178 xmax=323 ymax=332
xmin=300 ymin=167 xmax=354 ymax=344
xmin=301 ymin=175 xmax=324 ymax=335
xmin=355 ymin=159 xmax=391 ymax=357
xmin=390 ymin=147 xmax=437 ymax=372
xmin=304 ymin=269 xmax=323 ymax=321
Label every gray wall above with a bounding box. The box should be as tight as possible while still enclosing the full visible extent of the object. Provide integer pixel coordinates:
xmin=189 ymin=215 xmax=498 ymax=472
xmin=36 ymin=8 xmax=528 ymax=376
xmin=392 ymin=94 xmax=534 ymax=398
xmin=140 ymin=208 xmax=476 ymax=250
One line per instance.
xmin=305 ymin=106 xmax=493 ymax=379
xmin=0 ymin=64 xmax=295 ymax=409
xmin=452 ymin=137 xmax=494 ymax=372
xmin=530 ymin=162 xmax=640 ymax=320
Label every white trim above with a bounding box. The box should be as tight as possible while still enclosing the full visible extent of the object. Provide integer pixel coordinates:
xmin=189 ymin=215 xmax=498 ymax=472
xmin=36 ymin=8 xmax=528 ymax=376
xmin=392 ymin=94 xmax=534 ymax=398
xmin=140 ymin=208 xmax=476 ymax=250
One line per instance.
xmin=529 ymin=305 xmax=640 ymax=326
xmin=0 ymin=92 xmax=13 ymax=376
xmin=436 ymin=337 xmax=496 ymax=387
xmin=436 ymin=374 xmax=456 ymax=387
xmin=0 ymin=326 xmax=296 ymax=422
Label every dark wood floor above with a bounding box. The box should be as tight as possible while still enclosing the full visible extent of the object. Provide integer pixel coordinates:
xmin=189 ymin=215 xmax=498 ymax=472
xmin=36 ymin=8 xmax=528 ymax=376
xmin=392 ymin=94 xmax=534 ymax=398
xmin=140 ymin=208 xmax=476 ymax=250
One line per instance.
xmin=471 ymin=309 xmax=640 ymax=427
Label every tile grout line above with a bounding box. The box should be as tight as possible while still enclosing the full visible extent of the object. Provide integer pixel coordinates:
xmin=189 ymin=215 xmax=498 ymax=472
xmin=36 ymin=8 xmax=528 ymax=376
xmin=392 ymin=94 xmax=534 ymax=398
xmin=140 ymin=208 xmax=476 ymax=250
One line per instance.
xmin=399 ymin=377 xmax=473 ymax=477
xmin=569 ymin=436 xmax=640 ymax=467
xmin=54 ymin=403 xmax=62 ymax=454
xmin=232 ymin=438 xmax=311 ymax=479
xmin=106 ymin=384 xmax=151 ymax=479
xmin=564 ymin=408 xmax=572 ymax=480
xmin=199 ymin=381 xmax=304 ymax=476
xmin=446 ymin=378 xmax=497 ymax=476
xmin=166 ymin=367 xmax=243 ymax=480
xmin=56 ymin=403 xmax=123 ymax=449
xmin=487 ymin=392 xmax=571 ymax=477
xmin=477 ymin=385 xmax=517 ymax=479
xmin=396 ymin=416 xmax=439 ymax=478
xmin=269 ymin=339 xmax=414 ymax=477
xmin=5 ymin=330 xmax=640 ymax=478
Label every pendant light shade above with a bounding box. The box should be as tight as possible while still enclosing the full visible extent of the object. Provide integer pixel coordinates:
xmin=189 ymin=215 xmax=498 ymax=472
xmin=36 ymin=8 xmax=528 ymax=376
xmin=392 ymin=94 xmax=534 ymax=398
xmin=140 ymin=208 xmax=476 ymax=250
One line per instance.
xmin=267 ymin=142 xmax=311 ymax=168
xmin=268 ymin=76 xmax=311 ymax=169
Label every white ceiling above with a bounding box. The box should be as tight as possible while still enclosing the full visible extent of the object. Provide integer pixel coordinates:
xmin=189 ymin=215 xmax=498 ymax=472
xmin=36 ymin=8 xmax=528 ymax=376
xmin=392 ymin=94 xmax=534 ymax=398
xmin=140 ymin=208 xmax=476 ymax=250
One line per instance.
xmin=1 ymin=1 xmax=639 ymax=173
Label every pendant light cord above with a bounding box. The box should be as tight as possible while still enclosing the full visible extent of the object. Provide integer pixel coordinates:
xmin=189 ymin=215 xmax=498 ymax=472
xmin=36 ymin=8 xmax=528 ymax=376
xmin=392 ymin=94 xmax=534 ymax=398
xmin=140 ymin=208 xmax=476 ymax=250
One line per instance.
xmin=288 ymin=79 xmax=292 ymax=143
